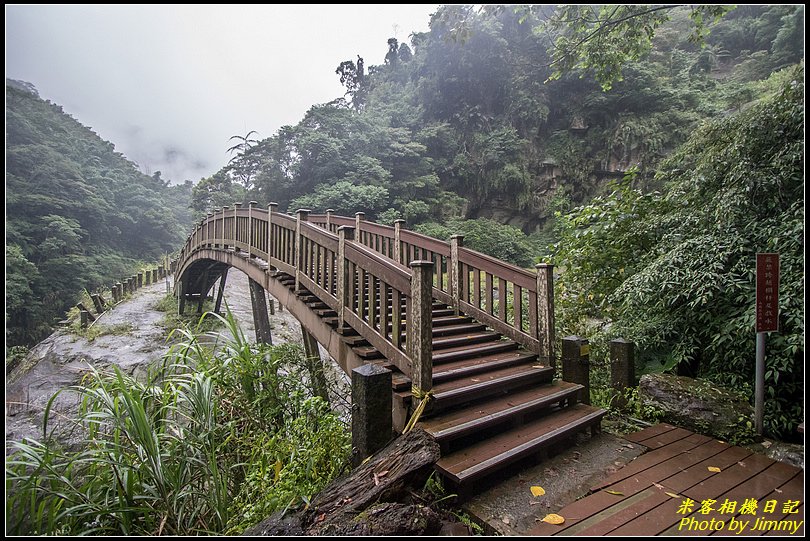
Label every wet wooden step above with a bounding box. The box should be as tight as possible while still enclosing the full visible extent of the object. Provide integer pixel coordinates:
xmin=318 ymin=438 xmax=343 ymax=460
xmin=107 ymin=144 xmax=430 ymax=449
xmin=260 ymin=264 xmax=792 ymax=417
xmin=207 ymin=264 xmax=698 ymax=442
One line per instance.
xmin=397 ymin=361 xmax=553 ymax=411
xmin=420 ymin=381 xmax=583 ymax=444
xmin=435 ymin=404 xmax=605 ymax=485
xmin=431 ymin=331 xmax=502 ymax=350
xmin=389 ymin=350 xmax=539 ymax=391
xmin=432 ymin=340 xmax=519 ymax=365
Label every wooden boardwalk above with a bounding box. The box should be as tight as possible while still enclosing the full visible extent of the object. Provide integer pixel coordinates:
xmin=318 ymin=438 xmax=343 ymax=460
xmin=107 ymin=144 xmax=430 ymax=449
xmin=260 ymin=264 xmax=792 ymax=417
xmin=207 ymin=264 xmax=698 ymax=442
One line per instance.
xmin=529 ymin=424 xmax=804 ymax=536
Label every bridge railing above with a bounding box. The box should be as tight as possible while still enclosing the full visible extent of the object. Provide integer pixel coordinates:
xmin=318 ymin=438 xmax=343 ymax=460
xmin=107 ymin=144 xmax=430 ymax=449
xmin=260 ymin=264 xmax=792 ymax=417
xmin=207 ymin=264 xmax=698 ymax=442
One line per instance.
xmin=310 ymin=212 xmax=555 ymax=366
xmin=178 ymin=203 xmax=434 ymax=383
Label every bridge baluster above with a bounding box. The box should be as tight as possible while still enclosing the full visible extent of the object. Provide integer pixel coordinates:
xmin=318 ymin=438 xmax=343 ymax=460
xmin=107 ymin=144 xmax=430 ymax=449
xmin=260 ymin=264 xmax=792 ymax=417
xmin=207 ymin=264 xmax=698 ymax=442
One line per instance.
xmin=536 ymin=263 xmax=555 ymax=368
xmin=409 ymin=260 xmax=434 ymax=404
xmin=336 ymin=225 xmax=355 ymax=330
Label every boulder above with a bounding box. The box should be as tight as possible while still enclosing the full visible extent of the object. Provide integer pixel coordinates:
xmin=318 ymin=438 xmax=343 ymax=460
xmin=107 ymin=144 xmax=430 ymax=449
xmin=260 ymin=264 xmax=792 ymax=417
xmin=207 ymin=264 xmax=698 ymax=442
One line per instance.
xmin=638 ymin=373 xmax=755 ymax=441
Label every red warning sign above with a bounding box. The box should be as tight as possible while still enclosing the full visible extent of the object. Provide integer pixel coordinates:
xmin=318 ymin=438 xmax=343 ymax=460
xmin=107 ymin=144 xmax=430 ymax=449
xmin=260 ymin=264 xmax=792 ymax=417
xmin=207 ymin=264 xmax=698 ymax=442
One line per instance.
xmin=756 ymin=253 xmax=779 ymax=333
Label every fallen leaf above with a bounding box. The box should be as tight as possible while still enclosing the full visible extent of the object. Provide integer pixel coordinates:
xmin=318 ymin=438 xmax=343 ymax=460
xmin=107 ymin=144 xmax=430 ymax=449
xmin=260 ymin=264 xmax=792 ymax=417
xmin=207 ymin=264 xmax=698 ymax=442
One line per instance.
xmin=604 ymin=490 xmax=624 ymax=496
xmin=624 ymin=443 xmax=635 ymax=449
xmin=532 ymin=365 xmax=546 ymax=369
xmin=761 ymin=440 xmax=773 ymax=449
xmin=737 ymin=461 xmax=746 ymax=467
xmin=531 ymin=486 xmax=546 ymax=497
xmin=542 ymin=514 xmax=565 ymax=525
xmin=373 ymin=473 xmax=380 ymax=486
xmin=529 ymin=501 xmax=541 ymax=506
xmin=708 ymin=466 xmax=722 ymax=473
xmin=502 ymin=517 xmax=511 ymax=525
xmin=653 ymin=482 xmax=665 ymax=490
xmin=665 ymin=492 xmax=681 ymax=499
xmin=775 ymin=488 xmax=783 ymax=494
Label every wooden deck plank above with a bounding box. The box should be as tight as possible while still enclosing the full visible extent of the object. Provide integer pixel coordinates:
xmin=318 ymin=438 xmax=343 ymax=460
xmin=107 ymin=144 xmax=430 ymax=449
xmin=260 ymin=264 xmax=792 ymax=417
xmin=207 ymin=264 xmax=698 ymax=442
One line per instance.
xmin=590 ymin=433 xmax=714 ymax=491
xmin=624 ymin=423 xmax=678 ymax=445
xmin=609 ymin=448 xmax=770 ymax=536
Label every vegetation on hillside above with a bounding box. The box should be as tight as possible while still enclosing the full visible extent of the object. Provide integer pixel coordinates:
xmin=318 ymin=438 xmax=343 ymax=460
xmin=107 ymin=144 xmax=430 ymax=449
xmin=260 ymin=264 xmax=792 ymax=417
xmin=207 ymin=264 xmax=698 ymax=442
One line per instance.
xmin=6 ymin=81 xmax=193 ymax=346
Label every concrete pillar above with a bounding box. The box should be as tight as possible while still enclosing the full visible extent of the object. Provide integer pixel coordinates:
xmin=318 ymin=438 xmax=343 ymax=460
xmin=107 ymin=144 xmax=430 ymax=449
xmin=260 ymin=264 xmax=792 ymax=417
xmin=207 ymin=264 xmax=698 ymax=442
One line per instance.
xmin=562 ymin=336 xmax=590 ymax=405
xmin=610 ymin=338 xmax=635 ymax=391
xmin=351 ymin=364 xmax=392 ymax=467
xmin=248 ymin=277 xmax=273 ymax=345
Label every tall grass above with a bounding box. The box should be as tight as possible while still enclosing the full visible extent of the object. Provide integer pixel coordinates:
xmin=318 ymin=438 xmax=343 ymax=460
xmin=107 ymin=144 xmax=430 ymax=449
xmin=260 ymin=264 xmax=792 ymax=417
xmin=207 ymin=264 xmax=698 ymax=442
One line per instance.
xmin=6 ymin=308 xmax=350 ymax=535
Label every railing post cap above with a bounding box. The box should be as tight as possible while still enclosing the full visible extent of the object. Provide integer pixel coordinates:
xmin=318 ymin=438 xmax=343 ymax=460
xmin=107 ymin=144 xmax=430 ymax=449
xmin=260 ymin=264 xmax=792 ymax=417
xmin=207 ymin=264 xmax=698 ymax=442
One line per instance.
xmin=207 ymin=211 xmax=214 ymax=216
xmin=410 ymin=260 xmax=435 ymax=268
xmin=355 ymin=211 xmax=366 ymax=218
xmin=222 ymin=205 xmax=230 ymax=210
xmin=269 ymin=202 xmax=279 ymax=208
xmin=248 ymin=200 xmax=258 ymax=207
xmin=563 ymin=335 xmax=586 ymax=342
xmin=337 ymin=225 xmax=355 ymax=233
xmin=394 ymin=219 xmax=406 ymax=225
xmin=536 ymin=262 xmax=554 ymax=269
xmin=611 ymin=337 xmax=633 ymax=344
xmin=325 ymin=208 xmax=335 ymax=213
xmin=296 ymin=208 xmax=311 ymax=215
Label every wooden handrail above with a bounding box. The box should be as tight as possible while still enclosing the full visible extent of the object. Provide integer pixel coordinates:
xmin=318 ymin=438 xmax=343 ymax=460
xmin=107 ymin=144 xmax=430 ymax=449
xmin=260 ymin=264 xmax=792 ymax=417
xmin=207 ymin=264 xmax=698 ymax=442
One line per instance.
xmin=177 ymin=206 xmax=555 ymax=378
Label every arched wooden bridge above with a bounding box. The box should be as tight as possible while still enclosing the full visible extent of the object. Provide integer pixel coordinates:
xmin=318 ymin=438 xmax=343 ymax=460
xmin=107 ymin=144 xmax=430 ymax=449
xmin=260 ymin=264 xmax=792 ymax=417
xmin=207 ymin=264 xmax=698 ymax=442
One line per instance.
xmin=174 ymin=203 xmax=604 ymax=489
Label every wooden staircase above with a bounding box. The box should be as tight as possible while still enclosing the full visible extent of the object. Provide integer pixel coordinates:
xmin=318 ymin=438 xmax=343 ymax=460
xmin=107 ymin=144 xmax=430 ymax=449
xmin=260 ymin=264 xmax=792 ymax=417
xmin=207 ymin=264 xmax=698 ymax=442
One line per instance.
xmin=274 ymin=271 xmax=605 ymax=490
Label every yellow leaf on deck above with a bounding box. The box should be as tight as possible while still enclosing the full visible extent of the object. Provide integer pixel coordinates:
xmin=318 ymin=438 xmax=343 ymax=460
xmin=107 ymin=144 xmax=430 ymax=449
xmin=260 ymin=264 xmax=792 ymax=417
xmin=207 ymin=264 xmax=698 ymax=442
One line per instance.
xmin=604 ymin=490 xmax=624 ymax=496
xmin=666 ymin=492 xmax=681 ymax=499
xmin=708 ymin=466 xmax=722 ymax=473
xmin=530 ymin=486 xmax=546 ymax=497
xmin=542 ymin=514 xmax=565 ymax=525
xmin=273 ymin=459 xmax=282 ymax=481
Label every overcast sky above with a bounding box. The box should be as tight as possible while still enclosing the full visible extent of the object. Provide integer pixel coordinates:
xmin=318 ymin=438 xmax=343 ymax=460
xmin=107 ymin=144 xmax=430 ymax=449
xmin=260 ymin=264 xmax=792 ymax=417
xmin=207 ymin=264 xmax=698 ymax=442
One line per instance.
xmin=6 ymin=4 xmax=438 ymax=183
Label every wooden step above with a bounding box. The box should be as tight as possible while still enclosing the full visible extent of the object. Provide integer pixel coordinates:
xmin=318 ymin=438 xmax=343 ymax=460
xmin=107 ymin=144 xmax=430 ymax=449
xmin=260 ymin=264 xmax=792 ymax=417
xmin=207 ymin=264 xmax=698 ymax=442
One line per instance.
xmin=396 ymin=361 xmax=553 ymax=411
xmin=432 ymin=315 xmax=474 ymax=327
xmin=432 ymin=340 xmax=519 ymax=365
xmin=435 ymin=404 xmax=605 ymax=485
xmin=432 ymin=350 xmax=539 ymax=384
xmin=420 ymin=381 xmax=583 ymax=444
xmin=431 ymin=331 xmax=501 ymax=350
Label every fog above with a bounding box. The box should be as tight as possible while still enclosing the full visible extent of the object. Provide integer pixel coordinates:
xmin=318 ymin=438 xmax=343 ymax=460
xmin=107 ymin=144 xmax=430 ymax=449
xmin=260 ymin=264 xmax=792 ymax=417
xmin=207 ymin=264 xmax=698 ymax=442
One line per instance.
xmin=6 ymin=5 xmax=437 ymax=183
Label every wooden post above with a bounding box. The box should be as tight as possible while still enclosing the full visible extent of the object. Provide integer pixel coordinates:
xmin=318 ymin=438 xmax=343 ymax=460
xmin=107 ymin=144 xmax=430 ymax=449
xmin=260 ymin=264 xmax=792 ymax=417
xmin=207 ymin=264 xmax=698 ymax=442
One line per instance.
xmin=301 ymin=324 xmax=330 ymax=404
xmin=90 ymin=294 xmax=104 ymax=314
xmin=268 ymin=202 xmax=278 ymax=261
xmin=536 ymin=263 xmax=555 ymax=369
xmin=145 ymin=269 xmax=152 ymax=285
xmin=214 ymin=268 xmax=228 ymax=314
xmin=409 ymin=260 xmax=434 ymax=403
xmin=233 ymin=202 xmax=242 ymax=250
xmin=610 ymin=338 xmax=635 ymax=391
xmin=562 ymin=336 xmax=590 ymax=405
xmin=80 ymin=310 xmax=90 ymax=328
xmin=325 ymin=208 xmax=334 ymax=231
xmin=137 ymin=272 xmax=143 ymax=289
xmin=394 ymin=219 xmax=405 ymax=264
xmin=152 ymin=268 xmax=158 ymax=283
xmin=178 ymin=276 xmax=186 ymax=315
xmin=76 ymin=303 xmax=96 ymax=322
xmin=111 ymin=284 xmax=119 ymax=303
xmin=337 ymin=226 xmax=355 ymax=330
xmin=450 ymin=234 xmax=464 ymax=315
xmin=248 ymin=277 xmax=273 ymax=344
xmin=295 ymin=208 xmax=310 ymax=292
xmin=248 ymin=201 xmax=257 ymax=258
xmin=355 ymin=212 xmax=365 ymax=244
xmin=221 ymin=205 xmax=229 ymax=248
xmin=351 ymin=364 xmax=392 ymax=467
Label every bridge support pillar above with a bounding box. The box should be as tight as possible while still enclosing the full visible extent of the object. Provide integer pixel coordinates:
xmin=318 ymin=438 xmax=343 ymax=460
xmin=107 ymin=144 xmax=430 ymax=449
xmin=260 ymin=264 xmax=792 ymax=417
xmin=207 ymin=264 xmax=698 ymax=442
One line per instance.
xmin=178 ymin=275 xmax=187 ymax=315
xmin=214 ymin=268 xmax=229 ymax=314
xmin=301 ymin=325 xmax=330 ymax=404
xmin=610 ymin=338 xmax=635 ymax=408
xmin=351 ymin=363 xmax=392 ymax=467
xmin=562 ymin=336 xmax=590 ymax=405
xmin=249 ymin=277 xmax=273 ymax=345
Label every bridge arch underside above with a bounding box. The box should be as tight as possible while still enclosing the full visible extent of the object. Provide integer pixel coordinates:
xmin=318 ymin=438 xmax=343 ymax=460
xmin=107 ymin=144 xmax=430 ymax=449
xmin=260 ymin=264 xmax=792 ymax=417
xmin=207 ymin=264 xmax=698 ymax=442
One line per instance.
xmin=176 ymin=249 xmax=367 ymax=377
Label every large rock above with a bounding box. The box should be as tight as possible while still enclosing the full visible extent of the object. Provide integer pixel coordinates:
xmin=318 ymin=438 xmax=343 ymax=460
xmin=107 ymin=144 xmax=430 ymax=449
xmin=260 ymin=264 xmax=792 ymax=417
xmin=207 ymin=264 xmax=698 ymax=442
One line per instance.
xmin=638 ymin=373 xmax=755 ymax=441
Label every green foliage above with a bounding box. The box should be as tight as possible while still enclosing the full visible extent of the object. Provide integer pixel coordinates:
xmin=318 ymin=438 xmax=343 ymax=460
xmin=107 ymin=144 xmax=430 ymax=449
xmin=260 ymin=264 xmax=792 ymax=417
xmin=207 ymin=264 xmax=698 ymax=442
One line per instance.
xmin=153 ymin=294 xmax=223 ymax=336
xmin=554 ymin=67 xmax=804 ymax=438
xmin=6 ymin=81 xmax=192 ymax=346
xmin=290 ymin=181 xmax=390 ymax=217
xmin=6 ymin=309 xmax=350 ymax=535
xmin=416 ymin=217 xmax=535 ymax=267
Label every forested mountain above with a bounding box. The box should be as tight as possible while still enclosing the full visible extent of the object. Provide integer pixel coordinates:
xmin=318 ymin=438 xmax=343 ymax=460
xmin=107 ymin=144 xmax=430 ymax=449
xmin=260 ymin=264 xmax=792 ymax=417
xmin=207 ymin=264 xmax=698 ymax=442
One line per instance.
xmin=194 ymin=5 xmax=803 ymax=239
xmin=6 ymin=80 xmax=193 ymax=346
